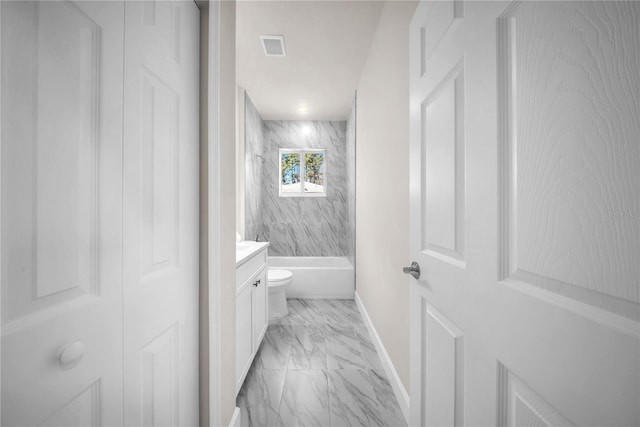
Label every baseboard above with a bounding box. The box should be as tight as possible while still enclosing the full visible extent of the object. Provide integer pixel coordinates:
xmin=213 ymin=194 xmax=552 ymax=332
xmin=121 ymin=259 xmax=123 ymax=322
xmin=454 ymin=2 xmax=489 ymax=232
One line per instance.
xmin=355 ymin=291 xmax=410 ymax=424
xmin=228 ymin=407 xmax=241 ymax=427
xmin=286 ymin=292 xmax=355 ymax=300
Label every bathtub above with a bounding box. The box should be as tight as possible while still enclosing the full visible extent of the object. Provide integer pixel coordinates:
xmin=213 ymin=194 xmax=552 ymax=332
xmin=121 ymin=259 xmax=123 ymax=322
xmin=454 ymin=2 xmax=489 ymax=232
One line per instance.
xmin=268 ymin=256 xmax=354 ymax=299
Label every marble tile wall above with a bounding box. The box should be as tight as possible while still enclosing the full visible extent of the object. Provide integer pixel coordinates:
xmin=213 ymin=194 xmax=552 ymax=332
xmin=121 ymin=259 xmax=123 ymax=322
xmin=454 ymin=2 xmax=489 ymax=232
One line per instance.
xmin=245 ymin=94 xmax=265 ymax=242
xmin=253 ymin=119 xmax=350 ymax=256
xmin=244 ymin=92 xmax=355 ymax=257
xmin=346 ymin=95 xmax=357 ymax=267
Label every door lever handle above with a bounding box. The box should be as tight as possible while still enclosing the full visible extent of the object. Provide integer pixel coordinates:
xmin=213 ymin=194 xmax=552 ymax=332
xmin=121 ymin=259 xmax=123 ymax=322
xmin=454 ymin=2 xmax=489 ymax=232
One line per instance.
xmin=402 ymin=262 xmax=420 ymax=279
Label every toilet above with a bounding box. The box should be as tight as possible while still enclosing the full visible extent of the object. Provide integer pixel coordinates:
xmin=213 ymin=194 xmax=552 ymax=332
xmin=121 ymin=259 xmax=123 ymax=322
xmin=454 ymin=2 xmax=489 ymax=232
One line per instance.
xmin=267 ymin=269 xmax=293 ymax=319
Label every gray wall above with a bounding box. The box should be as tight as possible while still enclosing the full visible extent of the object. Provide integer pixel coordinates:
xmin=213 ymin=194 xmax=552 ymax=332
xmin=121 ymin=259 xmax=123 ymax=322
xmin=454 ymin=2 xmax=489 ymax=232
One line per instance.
xmin=244 ymin=95 xmax=352 ymax=256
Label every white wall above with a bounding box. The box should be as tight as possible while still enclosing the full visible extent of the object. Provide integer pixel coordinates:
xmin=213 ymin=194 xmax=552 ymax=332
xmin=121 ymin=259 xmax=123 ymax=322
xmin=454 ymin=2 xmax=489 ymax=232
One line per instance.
xmin=355 ymin=0 xmax=418 ymax=391
xmin=236 ymin=87 xmax=246 ymax=238
xmin=200 ymin=1 xmax=237 ymax=426
xmin=199 ymin=6 xmax=210 ymax=426
xmin=219 ymin=1 xmax=237 ymax=424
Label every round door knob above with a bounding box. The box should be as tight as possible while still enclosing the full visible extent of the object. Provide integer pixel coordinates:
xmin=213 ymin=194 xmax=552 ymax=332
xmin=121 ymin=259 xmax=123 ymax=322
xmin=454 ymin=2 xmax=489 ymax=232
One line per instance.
xmin=58 ymin=341 xmax=85 ymax=370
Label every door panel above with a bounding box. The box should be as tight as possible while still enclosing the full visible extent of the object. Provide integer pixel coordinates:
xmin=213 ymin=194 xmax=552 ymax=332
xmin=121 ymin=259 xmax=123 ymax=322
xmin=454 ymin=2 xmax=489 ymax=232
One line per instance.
xmin=421 ymin=303 xmax=464 ymax=427
xmin=1 ymin=1 xmax=124 ymax=425
xmin=123 ymin=1 xmax=200 ymax=425
xmin=141 ymin=324 xmax=179 ymax=426
xmin=409 ymin=1 xmax=640 ymax=426
xmin=497 ymin=0 xmax=640 ymax=328
xmin=422 ymin=61 xmax=465 ymax=264
xmin=139 ymin=68 xmax=180 ymax=279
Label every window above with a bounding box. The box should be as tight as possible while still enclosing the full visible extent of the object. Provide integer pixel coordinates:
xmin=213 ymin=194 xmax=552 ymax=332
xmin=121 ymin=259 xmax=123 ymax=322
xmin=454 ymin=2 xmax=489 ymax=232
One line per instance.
xmin=279 ymin=149 xmax=326 ymax=197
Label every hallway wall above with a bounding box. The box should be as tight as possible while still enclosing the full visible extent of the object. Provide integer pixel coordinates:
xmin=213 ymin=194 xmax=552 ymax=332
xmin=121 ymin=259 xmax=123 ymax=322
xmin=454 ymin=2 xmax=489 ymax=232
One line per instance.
xmin=355 ymin=0 xmax=418 ymax=391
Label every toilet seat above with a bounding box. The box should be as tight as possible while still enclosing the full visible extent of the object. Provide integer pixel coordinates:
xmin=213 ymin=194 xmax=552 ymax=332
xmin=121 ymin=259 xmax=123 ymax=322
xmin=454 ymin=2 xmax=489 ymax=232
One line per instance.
xmin=268 ymin=269 xmax=293 ymax=283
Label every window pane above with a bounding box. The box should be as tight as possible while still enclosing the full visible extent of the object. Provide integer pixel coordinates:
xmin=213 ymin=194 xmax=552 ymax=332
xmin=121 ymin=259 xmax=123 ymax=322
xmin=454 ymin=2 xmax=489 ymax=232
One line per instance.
xmin=304 ymin=152 xmax=325 ymax=193
xmin=281 ymin=152 xmax=301 ymax=193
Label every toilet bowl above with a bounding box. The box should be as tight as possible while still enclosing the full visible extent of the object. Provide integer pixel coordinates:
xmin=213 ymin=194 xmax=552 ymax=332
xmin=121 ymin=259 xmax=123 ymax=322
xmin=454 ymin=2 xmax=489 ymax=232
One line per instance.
xmin=267 ymin=269 xmax=293 ymax=319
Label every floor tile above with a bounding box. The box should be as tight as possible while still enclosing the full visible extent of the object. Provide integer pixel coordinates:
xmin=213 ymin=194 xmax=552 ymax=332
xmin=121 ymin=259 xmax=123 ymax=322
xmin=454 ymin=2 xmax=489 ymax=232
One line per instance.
xmin=275 ymin=299 xmax=327 ymax=325
xmin=278 ymin=370 xmax=331 ymax=427
xmin=328 ymin=369 xmax=385 ymax=427
xmin=323 ymin=300 xmax=364 ymax=326
xmin=368 ymin=370 xmax=406 ymax=427
xmin=353 ymin=323 xmax=374 ymax=346
xmin=358 ymin=338 xmax=384 ymax=370
xmin=254 ymin=325 xmax=293 ymax=369
xmin=238 ymin=299 xmax=406 ymax=427
xmin=238 ymin=368 xmax=287 ymax=427
xmin=325 ymin=324 xmax=371 ymax=370
xmin=352 ymin=325 xmax=383 ymax=369
xmin=289 ymin=324 xmax=327 ymax=370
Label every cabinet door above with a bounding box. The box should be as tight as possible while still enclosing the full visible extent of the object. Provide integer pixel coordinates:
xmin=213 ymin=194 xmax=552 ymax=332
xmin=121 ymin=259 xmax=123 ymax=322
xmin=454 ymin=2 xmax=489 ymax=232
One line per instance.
xmin=236 ymin=282 xmax=253 ymax=392
xmin=252 ymin=268 xmax=268 ymax=350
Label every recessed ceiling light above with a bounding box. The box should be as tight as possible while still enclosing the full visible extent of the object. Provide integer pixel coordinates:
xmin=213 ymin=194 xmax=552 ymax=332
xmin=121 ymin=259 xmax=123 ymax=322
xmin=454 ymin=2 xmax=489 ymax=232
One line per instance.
xmin=297 ymin=105 xmax=309 ymax=114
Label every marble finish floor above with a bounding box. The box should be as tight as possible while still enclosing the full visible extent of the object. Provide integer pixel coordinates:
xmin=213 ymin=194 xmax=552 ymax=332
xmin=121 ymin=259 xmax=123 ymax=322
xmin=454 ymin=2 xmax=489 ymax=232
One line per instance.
xmin=237 ymin=299 xmax=406 ymax=427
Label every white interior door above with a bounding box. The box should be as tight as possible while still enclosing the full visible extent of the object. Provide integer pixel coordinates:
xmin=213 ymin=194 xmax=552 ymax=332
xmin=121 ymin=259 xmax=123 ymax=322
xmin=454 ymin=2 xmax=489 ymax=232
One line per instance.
xmin=409 ymin=1 xmax=639 ymax=425
xmin=122 ymin=1 xmax=200 ymax=425
xmin=1 ymin=1 xmax=125 ymax=425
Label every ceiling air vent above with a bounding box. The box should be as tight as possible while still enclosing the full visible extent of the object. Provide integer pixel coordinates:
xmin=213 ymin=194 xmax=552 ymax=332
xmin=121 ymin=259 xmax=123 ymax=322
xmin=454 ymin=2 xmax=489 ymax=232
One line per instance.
xmin=260 ymin=35 xmax=286 ymax=57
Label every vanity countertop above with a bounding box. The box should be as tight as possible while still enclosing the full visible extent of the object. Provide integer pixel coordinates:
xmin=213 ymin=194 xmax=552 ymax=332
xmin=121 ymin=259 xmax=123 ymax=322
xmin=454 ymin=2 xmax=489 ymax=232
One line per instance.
xmin=236 ymin=241 xmax=269 ymax=266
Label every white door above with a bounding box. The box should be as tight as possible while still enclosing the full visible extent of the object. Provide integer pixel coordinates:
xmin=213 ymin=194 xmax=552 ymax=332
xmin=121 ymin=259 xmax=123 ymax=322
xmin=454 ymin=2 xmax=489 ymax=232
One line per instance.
xmin=408 ymin=1 xmax=639 ymax=426
xmin=122 ymin=1 xmax=200 ymax=426
xmin=1 ymin=1 xmax=125 ymax=425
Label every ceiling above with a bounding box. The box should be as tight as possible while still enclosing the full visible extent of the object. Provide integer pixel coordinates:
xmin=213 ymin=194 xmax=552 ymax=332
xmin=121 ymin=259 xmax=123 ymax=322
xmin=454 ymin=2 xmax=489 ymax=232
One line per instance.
xmin=236 ymin=1 xmax=385 ymax=121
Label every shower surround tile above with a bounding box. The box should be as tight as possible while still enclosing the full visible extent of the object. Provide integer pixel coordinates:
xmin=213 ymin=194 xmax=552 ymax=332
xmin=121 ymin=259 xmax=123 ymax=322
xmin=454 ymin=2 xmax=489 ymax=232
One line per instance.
xmin=237 ymin=299 xmax=407 ymax=427
xmin=243 ymin=98 xmax=352 ymax=257
xmin=261 ymin=120 xmax=348 ymax=257
xmin=245 ymin=94 xmax=266 ymax=242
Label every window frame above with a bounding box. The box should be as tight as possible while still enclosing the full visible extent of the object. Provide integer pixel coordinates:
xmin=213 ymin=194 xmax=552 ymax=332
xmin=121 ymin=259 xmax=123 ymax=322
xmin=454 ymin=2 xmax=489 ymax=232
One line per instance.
xmin=278 ymin=148 xmax=327 ymax=198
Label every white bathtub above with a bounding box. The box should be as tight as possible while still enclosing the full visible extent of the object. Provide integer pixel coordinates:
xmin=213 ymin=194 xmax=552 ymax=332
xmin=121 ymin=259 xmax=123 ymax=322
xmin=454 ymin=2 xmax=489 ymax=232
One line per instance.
xmin=268 ymin=256 xmax=354 ymax=299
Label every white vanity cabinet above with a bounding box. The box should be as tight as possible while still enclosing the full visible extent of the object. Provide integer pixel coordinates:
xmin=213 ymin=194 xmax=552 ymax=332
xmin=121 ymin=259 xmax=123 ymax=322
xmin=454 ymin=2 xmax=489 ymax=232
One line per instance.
xmin=235 ymin=242 xmax=269 ymax=394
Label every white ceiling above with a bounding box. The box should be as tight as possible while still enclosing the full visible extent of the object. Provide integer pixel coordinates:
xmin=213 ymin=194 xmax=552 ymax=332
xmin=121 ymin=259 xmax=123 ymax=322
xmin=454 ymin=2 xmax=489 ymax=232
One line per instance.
xmin=236 ymin=1 xmax=385 ymax=121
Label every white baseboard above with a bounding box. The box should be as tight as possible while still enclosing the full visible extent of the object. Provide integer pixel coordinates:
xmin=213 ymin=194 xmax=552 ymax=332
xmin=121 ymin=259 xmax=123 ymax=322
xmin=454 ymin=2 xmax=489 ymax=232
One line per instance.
xmin=355 ymin=291 xmax=410 ymax=423
xmin=228 ymin=407 xmax=241 ymax=427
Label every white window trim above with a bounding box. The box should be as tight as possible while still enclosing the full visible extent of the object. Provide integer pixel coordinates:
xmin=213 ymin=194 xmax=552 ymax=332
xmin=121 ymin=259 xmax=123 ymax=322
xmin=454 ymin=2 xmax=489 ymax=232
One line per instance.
xmin=278 ymin=148 xmax=327 ymax=198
